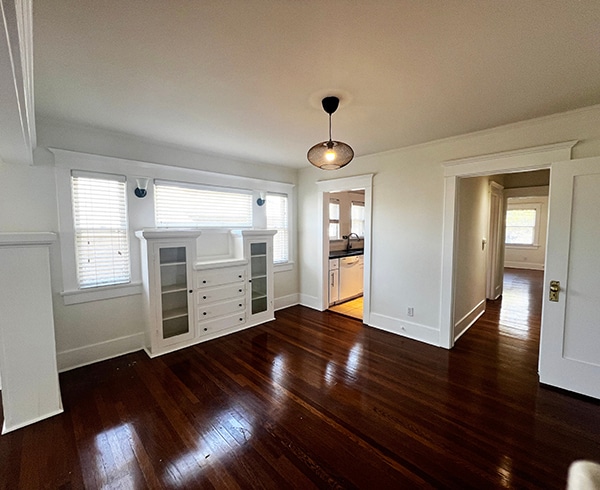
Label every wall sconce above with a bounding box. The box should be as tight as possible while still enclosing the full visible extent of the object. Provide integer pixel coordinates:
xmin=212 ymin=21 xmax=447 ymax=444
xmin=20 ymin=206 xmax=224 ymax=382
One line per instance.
xmin=256 ymin=192 xmax=266 ymax=206
xmin=134 ymin=178 xmax=149 ymax=198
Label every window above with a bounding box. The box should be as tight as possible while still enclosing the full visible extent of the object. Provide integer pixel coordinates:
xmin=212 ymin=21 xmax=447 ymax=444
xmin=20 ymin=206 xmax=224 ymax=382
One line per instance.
xmin=329 ymin=199 xmax=340 ymax=239
xmin=266 ymin=193 xmax=289 ymax=264
xmin=505 ymin=201 xmax=541 ymax=246
xmin=155 ymin=181 xmax=253 ymax=228
xmin=351 ymin=201 xmax=365 ymax=237
xmin=71 ymin=172 xmax=131 ymax=289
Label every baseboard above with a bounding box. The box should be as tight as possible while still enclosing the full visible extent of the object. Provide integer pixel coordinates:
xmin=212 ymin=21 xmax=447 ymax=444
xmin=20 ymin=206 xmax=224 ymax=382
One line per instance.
xmin=2 ymin=408 xmax=64 ymax=435
xmin=299 ymin=293 xmax=324 ymax=311
xmin=504 ymin=261 xmax=544 ymax=271
xmin=274 ymin=293 xmax=299 ymax=311
xmin=57 ymin=332 xmax=145 ymax=372
xmin=368 ymin=312 xmax=440 ymax=346
xmin=454 ymin=299 xmax=486 ymax=341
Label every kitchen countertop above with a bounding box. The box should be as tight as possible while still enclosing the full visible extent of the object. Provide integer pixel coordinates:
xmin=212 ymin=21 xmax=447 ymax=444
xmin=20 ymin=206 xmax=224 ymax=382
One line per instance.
xmin=329 ymin=248 xmax=364 ymax=259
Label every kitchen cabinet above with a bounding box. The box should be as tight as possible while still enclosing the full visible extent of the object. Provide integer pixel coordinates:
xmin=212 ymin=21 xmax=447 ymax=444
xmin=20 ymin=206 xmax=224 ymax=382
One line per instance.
xmin=329 ymin=258 xmax=339 ymax=305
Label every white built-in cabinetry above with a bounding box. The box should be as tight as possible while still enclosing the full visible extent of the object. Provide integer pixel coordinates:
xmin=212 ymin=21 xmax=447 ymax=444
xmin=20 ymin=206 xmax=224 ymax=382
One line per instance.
xmin=137 ymin=229 xmax=276 ymax=357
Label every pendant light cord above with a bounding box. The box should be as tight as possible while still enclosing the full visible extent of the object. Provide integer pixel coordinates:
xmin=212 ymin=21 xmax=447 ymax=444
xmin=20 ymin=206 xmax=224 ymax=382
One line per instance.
xmin=328 ymin=113 xmax=332 ymax=142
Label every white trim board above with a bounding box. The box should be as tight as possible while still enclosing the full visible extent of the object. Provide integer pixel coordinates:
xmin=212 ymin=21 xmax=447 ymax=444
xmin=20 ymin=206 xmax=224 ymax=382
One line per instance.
xmin=439 ymin=141 xmax=576 ymax=349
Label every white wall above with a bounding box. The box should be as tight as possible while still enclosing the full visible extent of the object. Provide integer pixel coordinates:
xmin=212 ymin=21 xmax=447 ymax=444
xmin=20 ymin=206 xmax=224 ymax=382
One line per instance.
xmin=0 ymin=119 xmax=299 ymax=371
xmin=298 ymin=105 xmax=600 ymax=347
xmin=453 ymin=176 xmax=489 ymax=340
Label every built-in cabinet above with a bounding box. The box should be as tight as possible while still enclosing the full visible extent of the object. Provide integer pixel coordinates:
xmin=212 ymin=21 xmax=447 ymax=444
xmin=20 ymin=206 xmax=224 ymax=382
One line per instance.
xmin=156 ymin=243 xmax=195 ymax=346
xmin=137 ymin=229 xmax=276 ymax=357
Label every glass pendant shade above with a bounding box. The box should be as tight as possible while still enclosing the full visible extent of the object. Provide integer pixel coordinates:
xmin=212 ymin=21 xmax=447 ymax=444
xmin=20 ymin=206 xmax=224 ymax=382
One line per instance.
xmin=307 ymin=96 xmax=354 ymax=170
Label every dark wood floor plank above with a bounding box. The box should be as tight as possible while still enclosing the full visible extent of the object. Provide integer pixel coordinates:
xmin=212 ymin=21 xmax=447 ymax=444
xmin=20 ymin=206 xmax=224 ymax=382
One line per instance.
xmin=1 ymin=268 xmax=599 ymax=488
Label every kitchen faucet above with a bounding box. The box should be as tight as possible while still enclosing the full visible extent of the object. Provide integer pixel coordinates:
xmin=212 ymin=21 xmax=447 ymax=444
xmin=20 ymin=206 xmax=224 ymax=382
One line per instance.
xmin=344 ymin=233 xmax=361 ymax=251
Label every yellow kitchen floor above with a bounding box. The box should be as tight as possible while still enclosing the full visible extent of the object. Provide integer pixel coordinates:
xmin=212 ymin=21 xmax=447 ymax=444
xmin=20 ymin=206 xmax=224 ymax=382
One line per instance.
xmin=329 ymin=296 xmax=363 ymax=320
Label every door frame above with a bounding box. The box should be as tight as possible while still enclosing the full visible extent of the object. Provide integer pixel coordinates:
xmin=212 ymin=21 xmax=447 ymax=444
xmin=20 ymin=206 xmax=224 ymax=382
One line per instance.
xmin=439 ymin=141 xmax=577 ymax=348
xmin=317 ymin=174 xmax=373 ymax=324
xmin=486 ymin=181 xmax=505 ymax=300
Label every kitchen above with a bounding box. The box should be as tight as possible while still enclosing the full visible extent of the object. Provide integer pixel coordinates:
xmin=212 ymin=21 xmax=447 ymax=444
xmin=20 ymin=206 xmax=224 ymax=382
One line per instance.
xmin=327 ymin=190 xmax=365 ymax=319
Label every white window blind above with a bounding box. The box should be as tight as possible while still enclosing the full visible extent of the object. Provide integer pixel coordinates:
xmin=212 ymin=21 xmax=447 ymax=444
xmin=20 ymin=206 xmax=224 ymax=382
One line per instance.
xmin=71 ymin=172 xmax=131 ymax=289
xmin=154 ymin=181 xmax=253 ymax=228
xmin=351 ymin=201 xmax=365 ymax=238
xmin=266 ymin=193 xmax=289 ymax=264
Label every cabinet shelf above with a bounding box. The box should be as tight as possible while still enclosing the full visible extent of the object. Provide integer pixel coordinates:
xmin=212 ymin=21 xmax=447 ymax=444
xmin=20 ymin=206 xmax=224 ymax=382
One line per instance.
xmin=162 ymin=306 xmax=188 ymax=321
xmin=251 ymin=274 xmax=267 ymax=280
xmin=160 ymin=261 xmax=186 ymax=267
xmin=161 ymin=283 xmax=188 ymax=294
xmin=252 ymin=291 xmax=267 ymax=300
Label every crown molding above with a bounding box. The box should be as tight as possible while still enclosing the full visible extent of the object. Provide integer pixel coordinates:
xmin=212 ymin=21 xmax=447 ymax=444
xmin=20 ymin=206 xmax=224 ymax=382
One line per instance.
xmin=0 ymin=0 xmax=35 ymax=165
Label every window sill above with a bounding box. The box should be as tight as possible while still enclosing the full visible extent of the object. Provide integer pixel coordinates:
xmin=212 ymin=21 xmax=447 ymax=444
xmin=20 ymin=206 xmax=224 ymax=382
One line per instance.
xmin=505 ymin=244 xmax=540 ymax=250
xmin=274 ymin=261 xmax=294 ymax=273
xmin=61 ymin=282 xmax=143 ymax=305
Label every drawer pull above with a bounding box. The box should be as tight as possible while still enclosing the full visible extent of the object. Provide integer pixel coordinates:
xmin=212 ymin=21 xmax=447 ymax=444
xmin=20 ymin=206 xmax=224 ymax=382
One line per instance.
xmin=189 ymin=290 xmax=193 ymax=293
xmin=204 ymin=327 xmax=208 ymax=331
xmin=203 ymin=312 xmax=207 ymax=316
xmin=239 ymin=289 xmax=242 ymax=293
xmin=239 ymin=318 xmax=243 ymax=321
xmin=238 ymin=274 xmax=242 ymax=278
xmin=203 ymin=295 xmax=207 ymax=299
xmin=239 ymin=303 xmax=242 ymax=307
xmin=203 ymin=280 xmax=207 ymax=284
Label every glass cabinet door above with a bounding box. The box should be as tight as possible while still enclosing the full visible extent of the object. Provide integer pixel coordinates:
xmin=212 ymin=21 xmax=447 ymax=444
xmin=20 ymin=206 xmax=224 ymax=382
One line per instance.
xmin=158 ymin=246 xmax=190 ymax=339
xmin=249 ymin=242 xmax=268 ymax=314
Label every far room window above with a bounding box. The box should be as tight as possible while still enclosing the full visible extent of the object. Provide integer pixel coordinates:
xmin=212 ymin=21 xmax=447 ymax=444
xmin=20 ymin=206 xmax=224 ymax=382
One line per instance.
xmin=71 ymin=172 xmax=131 ymax=289
xmin=329 ymin=199 xmax=340 ymax=239
xmin=266 ymin=193 xmax=289 ymax=264
xmin=351 ymin=201 xmax=365 ymax=238
xmin=154 ymin=180 xmax=253 ymax=228
xmin=505 ymin=200 xmax=542 ymax=247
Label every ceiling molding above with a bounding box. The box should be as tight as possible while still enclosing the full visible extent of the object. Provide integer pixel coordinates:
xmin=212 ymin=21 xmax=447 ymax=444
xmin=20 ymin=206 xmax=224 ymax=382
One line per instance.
xmin=0 ymin=0 xmax=35 ymax=165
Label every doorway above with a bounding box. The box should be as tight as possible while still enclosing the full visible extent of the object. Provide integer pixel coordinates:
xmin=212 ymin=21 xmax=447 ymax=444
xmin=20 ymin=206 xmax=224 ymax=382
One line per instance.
xmin=439 ymin=140 xmax=576 ymax=348
xmin=316 ymin=174 xmax=373 ymax=324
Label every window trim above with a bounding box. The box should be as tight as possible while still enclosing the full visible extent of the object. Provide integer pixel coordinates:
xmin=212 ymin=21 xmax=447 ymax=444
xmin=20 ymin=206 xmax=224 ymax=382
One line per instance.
xmin=52 ymin=148 xmax=295 ymax=302
xmin=505 ymin=200 xmax=543 ymax=249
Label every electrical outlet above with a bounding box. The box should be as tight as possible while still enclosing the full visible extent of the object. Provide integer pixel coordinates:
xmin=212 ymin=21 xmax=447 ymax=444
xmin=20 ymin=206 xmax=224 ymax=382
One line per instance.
xmin=407 ymin=307 xmax=414 ymax=317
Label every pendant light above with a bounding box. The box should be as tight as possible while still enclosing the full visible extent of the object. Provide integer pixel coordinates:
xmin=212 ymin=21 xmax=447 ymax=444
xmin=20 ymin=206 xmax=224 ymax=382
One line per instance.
xmin=307 ymin=96 xmax=354 ymax=170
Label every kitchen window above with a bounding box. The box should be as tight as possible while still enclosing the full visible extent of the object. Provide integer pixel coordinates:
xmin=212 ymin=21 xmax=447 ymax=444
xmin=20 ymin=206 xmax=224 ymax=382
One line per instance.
xmin=351 ymin=201 xmax=365 ymax=238
xmin=329 ymin=199 xmax=340 ymax=239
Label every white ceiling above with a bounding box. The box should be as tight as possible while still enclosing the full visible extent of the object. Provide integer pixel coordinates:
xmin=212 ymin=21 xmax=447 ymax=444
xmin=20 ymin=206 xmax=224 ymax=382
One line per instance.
xmin=33 ymin=1 xmax=600 ymax=169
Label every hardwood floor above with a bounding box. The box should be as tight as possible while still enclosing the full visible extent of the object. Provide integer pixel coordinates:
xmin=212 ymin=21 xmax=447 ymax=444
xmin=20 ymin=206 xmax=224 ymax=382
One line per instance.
xmin=1 ymin=268 xmax=599 ymax=489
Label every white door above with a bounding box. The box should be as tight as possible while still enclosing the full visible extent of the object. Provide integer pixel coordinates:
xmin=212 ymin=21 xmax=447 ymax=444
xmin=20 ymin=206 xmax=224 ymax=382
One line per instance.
xmin=539 ymin=156 xmax=600 ymax=399
xmin=486 ymin=182 xmax=504 ymax=300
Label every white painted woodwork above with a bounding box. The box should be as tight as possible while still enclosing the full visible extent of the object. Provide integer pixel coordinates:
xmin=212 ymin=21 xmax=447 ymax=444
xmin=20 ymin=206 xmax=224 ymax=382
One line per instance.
xmin=0 ymin=233 xmax=62 ymax=434
xmin=0 ymin=0 xmax=35 ymax=165
xmin=137 ymin=229 xmax=275 ymax=357
xmin=440 ymin=141 xmax=576 ymax=348
xmin=539 ymin=156 xmax=600 ymax=399
xmin=486 ymin=181 xmax=504 ymax=299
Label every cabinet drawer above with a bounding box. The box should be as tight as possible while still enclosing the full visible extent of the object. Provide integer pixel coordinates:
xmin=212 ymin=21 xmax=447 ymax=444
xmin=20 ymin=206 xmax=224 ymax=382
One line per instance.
xmin=197 ymin=298 xmax=245 ymax=321
xmin=196 ymin=283 xmax=245 ymax=305
xmin=195 ymin=267 xmax=246 ymax=289
xmin=198 ymin=312 xmax=246 ymax=336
